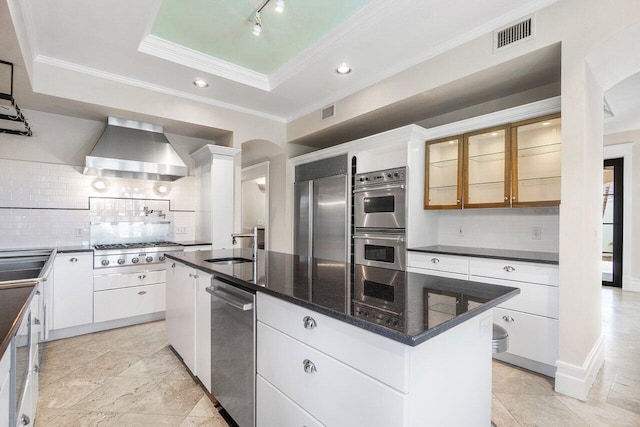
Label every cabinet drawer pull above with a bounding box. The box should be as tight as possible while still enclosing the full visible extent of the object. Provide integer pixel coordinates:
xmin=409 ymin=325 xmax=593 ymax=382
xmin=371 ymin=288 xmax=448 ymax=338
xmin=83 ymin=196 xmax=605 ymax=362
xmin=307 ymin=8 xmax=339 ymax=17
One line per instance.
xmin=138 ymin=274 xmax=146 ymax=280
xmin=504 ymin=196 xmax=509 ymax=201
xmin=19 ymin=414 xmax=30 ymax=426
xmin=70 ymin=257 xmax=78 ymax=263
xmin=33 ymin=364 xmax=39 ymax=373
xmin=502 ymin=315 xmax=515 ymax=323
xmin=303 ymin=359 xmax=317 ymax=374
xmin=503 ymin=266 xmax=515 ymax=272
xmin=34 ymin=317 xmax=40 ymax=325
xmin=303 ymin=316 xmax=317 ymax=330
xmin=138 ymin=291 xmax=147 ymax=296
xmin=430 ymin=258 xmax=440 ymax=264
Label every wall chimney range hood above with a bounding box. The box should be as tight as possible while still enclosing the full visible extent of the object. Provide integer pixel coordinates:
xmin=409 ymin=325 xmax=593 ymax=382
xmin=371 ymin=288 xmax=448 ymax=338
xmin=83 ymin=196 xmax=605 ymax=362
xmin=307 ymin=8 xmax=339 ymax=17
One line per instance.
xmin=84 ymin=117 xmax=188 ymax=181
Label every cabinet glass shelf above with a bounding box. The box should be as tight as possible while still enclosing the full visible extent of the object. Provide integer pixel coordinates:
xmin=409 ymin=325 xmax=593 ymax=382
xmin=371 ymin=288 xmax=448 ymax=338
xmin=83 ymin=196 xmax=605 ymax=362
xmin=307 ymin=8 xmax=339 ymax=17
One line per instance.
xmin=517 ymin=142 xmax=561 ymax=158
xmin=468 ymin=151 xmax=505 ymax=163
xmin=428 ymin=184 xmax=458 ymax=190
xmin=518 ymin=176 xmax=561 ymax=183
xmin=468 ymin=180 xmax=504 ymax=187
xmin=429 ymin=158 xmax=458 ymax=168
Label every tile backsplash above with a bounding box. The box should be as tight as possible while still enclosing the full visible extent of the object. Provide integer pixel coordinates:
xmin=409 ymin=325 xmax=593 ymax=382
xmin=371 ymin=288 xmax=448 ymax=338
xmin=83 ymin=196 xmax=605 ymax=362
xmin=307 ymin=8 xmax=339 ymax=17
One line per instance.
xmin=436 ymin=207 xmax=560 ymax=252
xmin=0 ymin=159 xmax=196 ymax=249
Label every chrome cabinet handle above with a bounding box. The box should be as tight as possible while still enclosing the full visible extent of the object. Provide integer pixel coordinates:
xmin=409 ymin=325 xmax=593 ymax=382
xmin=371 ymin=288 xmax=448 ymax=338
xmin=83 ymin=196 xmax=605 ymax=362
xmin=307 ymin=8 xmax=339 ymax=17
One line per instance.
xmin=171 ymin=263 xmax=176 ymax=268
xmin=35 ymin=290 xmax=40 ymax=295
xmin=19 ymin=414 xmax=30 ymax=426
xmin=34 ymin=318 xmax=40 ymax=325
xmin=303 ymin=359 xmax=317 ymax=374
xmin=503 ymin=266 xmax=515 ymax=272
xmin=33 ymin=364 xmax=39 ymax=373
xmin=189 ymin=273 xmax=199 ymax=278
xmin=430 ymin=258 xmax=440 ymax=264
xmin=502 ymin=315 xmax=515 ymax=322
xmin=303 ymin=316 xmax=317 ymax=330
xmin=504 ymin=196 xmax=509 ymax=201
xmin=512 ymin=196 xmax=516 ymax=201
xmin=138 ymin=274 xmax=146 ymax=280
xmin=70 ymin=257 xmax=78 ymax=263
xmin=138 ymin=291 xmax=147 ymax=295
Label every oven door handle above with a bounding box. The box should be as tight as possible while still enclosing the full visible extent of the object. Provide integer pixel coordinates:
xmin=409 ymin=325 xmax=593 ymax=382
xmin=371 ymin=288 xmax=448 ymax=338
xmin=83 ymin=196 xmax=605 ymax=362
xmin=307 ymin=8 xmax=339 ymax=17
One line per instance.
xmin=353 ymin=235 xmax=405 ymax=242
xmin=352 ymin=183 xmax=405 ymax=193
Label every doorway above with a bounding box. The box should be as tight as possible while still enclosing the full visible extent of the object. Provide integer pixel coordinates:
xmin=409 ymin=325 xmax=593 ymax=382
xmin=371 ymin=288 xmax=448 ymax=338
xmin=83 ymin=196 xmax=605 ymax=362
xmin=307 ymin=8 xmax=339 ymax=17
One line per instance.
xmin=241 ymin=162 xmax=269 ymax=250
xmin=602 ymin=158 xmax=623 ymax=287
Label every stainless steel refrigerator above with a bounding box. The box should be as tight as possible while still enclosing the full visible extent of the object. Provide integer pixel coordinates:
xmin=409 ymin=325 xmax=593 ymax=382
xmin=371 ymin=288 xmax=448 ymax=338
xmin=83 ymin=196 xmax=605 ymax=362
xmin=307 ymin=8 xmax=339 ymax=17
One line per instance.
xmin=294 ymin=154 xmax=348 ymax=263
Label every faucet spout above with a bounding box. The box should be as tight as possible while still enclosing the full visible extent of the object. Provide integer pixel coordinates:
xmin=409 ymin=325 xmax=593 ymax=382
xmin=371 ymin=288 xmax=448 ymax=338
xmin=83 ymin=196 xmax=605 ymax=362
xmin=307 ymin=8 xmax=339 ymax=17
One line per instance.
xmin=231 ymin=227 xmax=259 ymax=259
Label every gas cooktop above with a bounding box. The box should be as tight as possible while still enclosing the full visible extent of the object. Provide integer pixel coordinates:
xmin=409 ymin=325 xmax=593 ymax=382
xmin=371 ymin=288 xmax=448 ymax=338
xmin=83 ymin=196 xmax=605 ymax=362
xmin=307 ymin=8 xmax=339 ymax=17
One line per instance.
xmin=93 ymin=241 xmax=181 ymax=251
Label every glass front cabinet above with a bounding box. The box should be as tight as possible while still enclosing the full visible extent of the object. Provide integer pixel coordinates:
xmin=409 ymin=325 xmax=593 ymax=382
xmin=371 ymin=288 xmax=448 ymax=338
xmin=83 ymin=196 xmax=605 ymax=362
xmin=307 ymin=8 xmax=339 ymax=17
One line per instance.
xmin=424 ymin=114 xmax=561 ymax=209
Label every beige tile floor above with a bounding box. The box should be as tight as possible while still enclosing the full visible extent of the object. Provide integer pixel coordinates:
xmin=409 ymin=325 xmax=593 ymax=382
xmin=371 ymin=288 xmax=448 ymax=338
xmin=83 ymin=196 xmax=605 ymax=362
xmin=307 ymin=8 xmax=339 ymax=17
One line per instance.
xmin=36 ymin=287 xmax=640 ymax=426
xmin=35 ymin=321 xmax=230 ymax=427
xmin=492 ymin=287 xmax=640 ymax=426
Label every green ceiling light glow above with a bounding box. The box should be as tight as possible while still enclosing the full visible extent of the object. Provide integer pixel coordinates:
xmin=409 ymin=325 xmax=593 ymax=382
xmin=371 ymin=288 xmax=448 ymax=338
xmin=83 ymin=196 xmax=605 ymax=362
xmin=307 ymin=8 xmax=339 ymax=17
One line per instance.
xmin=150 ymin=0 xmax=375 ymax=74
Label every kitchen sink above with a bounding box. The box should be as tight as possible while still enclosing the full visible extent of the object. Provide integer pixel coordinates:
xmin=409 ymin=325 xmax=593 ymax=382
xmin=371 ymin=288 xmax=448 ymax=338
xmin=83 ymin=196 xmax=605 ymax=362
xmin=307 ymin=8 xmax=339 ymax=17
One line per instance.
xmin=204 ymin=257 xmax=254 ymax=265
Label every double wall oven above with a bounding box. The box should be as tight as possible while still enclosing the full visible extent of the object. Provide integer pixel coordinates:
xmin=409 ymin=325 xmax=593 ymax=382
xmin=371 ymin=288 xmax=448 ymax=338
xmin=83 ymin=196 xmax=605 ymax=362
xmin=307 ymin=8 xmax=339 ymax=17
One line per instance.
xmin=352 ymin=167 xmax=407 ymax=331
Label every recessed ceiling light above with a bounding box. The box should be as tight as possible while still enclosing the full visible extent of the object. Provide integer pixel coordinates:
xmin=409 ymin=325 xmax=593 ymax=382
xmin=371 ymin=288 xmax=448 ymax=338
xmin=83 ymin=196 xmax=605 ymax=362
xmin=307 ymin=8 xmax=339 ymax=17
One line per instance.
xmin=542 ymin=121 xmax=551 ymax=126
xmin=336 ymin=64 xmax=351 ymax=75
xmin=491 ymin=132 xmax=498 ymax=136
xmin=253 ymin=12 xmax=262 ymax=36
xmin=275 ymin=0 xmax=285 ymax=13
xmin=193 ymin=79 xmax=209 ymax=88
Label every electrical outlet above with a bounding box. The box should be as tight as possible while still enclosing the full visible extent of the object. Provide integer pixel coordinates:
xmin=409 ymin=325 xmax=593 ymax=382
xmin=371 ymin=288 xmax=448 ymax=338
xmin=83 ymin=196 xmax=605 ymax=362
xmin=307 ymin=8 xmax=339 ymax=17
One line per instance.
xmin=457 ymin=226 xmax=464 ymax=237
xmin=175 ymin=226 xmax=187 ymax=234
xmin=257 ymin=219 xmax=264 ymax=226
xmin=532 ymin=227 xmax=542 ymax=240
xmin=75 ymin=227 xmax=84 ymax=237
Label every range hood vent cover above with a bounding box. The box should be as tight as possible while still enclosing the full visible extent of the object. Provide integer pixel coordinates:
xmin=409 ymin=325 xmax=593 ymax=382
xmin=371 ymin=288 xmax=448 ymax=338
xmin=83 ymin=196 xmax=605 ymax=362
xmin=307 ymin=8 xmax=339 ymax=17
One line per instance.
xmin=84 ymin=117 xmax=188 ymax=181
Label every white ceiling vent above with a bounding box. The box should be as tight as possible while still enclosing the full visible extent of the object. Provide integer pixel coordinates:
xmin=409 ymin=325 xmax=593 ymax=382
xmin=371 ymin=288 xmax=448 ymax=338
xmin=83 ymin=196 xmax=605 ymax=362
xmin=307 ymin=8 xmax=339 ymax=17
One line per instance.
xmin=494 ymin=15 xmax=535 ymax=52
xmin=321 ymin=104 xmax=335 ymax=121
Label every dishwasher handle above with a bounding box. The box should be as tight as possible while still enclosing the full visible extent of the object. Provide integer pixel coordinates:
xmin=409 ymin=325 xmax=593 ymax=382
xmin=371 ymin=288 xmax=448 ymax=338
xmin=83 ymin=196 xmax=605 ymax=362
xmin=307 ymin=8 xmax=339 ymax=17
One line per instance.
xmin=206 ymin=286 xmax=254 ymax=311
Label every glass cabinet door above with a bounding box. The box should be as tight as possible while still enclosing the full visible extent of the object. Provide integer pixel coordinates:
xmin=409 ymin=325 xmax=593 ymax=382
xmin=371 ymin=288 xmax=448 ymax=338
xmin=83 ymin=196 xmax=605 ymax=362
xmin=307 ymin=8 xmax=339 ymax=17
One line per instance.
xmin=511 ymin=114 xmax=561 ymax=206
xmin=424 ymin=136 xmax=463 ymax=209
xmin=464 ymin=126 xmax=510 ymax=208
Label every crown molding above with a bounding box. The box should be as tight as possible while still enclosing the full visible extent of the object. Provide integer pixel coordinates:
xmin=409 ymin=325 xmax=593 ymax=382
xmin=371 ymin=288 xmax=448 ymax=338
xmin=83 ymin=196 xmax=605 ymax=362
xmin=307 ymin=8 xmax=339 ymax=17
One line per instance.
xmin=34 ymin=55 xmax=286 ymax=123
xmin=285 ymin=0 xmax=560 ymax=122
xmin=6 ymin=0 xmax=40 ymax=79
xmin=138 ymin=35 xmax=271 ymax=91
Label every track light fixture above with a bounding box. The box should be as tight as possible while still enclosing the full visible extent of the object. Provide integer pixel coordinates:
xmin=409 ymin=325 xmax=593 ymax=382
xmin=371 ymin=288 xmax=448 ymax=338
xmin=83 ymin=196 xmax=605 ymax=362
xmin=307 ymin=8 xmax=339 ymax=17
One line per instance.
xmin=250 ymin=0 xmax=285 ymax=36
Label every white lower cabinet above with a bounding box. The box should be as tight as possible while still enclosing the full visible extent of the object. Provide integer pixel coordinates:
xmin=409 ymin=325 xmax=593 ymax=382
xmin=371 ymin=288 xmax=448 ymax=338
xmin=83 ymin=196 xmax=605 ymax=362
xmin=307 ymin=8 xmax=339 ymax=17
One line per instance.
xmin=257 ymin=322 xmax=405 ymax=427
xmin=94 ymin=283 xmax=165 ymax=323
xmin=52 ymin=252 xmax=93 ymax=329
xmin=0 ymin=350 xmax=10 ymax=427
xmin=256 ymin=374 xmax=323 ymax=427
xmin=165 ymin=260 xmax=212 ymax=390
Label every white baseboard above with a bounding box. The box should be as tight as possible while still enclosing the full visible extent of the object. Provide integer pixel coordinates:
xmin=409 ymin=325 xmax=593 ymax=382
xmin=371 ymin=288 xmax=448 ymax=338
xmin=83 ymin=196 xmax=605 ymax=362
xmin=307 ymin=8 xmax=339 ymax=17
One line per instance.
xmin=554 ymin=334 xmax=605 ymax=400
xmin=493 ymin=353 xmax=556 ymax=377
xmin=628 ymin=278 xmax=640 ymax=293
xmin=47 ymin=311 xmax=165 ymax=341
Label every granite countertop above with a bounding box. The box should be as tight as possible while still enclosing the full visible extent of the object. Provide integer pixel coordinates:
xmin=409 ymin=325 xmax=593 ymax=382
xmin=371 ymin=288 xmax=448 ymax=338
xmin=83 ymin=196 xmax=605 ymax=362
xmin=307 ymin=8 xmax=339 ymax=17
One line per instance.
xmin=56 ymin=245 xmax=94 ymax=253
xmin=408 ymin=245 xmax=559 ymax=265
xmin=0 ymin=283 xmax=37 ymax=360
xmin=166 ymin=249 xmax=520 ymax=346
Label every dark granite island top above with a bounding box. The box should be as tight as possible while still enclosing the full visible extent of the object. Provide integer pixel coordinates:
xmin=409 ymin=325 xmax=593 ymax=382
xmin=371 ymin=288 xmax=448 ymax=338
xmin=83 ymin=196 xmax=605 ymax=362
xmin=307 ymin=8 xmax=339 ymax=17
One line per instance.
xmin=166 ymin=249 xmax=519 ymax=346
xmin=408 ymin=245 xmax=559 ymax=265
xmin=0 ymin=283 xmax=37 ymax=360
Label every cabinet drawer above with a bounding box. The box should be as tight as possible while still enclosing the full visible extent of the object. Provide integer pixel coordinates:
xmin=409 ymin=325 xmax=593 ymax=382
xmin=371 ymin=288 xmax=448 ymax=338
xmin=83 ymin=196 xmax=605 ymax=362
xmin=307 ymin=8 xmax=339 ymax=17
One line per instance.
xmin=257 ymin=322 xmax=406 ymax=427
xmin=94 ymin=283 xmax=165 ymax=323
xmin=407 ymin=266 xmax=468 ymax=280
xmin=256 ymin=374 xmax=323 ymax=427
xmin=472 ymin=276 xmax=558 ymax=318
xmin=257 ymin=292 xmax=408 ymax=392
xmin=407 ymin=252 xmax=469 ymax=275
xmin=469 ymin=258 xmax=558 ymax=286
xmin=494 ymin=308 xmax=558 ymax=366
xmin=94 ymin=269 xmax=166 ymax=291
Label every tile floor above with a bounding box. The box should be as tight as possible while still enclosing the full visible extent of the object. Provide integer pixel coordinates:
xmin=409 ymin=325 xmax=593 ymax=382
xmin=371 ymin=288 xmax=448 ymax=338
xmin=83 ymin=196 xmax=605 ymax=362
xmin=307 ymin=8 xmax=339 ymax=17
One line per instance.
xmin=36 ymin=287 xmax=640 ymax=426
xmin=35 ymin=321 xmax=229 ymax=427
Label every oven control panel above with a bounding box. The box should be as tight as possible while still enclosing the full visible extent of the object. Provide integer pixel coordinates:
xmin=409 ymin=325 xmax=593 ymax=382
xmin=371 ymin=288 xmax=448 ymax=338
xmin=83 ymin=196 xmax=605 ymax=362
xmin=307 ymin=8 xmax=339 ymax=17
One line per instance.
xmin=353 ymin=302 xmax=404 ymax=332
xmin=355 ymin=167 xmax=406 ymax=187
xmin=94 ymin=250 xmax=180 ymax=268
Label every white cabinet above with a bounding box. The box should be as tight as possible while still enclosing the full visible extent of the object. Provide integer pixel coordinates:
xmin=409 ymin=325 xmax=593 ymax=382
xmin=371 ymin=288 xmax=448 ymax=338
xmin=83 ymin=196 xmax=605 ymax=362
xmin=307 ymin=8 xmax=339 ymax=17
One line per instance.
xmin=165 ymin=260 xmax=212 ymax=389
xmin=256 ymin=292 xmax=493 ymax=427
xmin=191 ymin=145 xmax=240 ymax=250
xmin=408 ymin=251 xmax=559 ymax=376
xmin=0 ymin=350 xmax=10 ymax=427
xmin=52 ymin=252 xmax=93 ymax=330
xmin=94 ymin=284 xmax=166 ymax=323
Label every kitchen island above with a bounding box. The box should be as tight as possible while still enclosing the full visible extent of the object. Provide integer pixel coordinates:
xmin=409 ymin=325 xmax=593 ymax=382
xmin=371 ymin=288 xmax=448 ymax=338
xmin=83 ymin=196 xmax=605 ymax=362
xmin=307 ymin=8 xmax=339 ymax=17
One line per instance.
xmin=166 ymin=249 xmax=519 ymax=427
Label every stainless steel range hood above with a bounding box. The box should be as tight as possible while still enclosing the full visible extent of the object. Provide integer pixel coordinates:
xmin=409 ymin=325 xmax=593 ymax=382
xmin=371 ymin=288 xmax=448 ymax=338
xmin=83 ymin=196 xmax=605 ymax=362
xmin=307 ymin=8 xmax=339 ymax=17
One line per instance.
xmin=84 ymin=117 xmax=188 ymax=181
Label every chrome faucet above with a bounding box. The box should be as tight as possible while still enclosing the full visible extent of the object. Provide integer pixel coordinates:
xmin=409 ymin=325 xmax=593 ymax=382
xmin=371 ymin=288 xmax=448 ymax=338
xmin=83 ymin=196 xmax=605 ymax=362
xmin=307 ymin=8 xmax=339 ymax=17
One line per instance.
xmin=231 ymin=226 xmax=259 ymax=259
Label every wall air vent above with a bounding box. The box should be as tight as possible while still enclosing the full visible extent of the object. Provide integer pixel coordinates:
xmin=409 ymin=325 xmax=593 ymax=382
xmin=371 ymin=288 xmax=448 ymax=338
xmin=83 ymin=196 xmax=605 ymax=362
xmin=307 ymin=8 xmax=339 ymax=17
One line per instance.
xmin=321 ymin=104 xmax=335 ymax=121
xmin=494 ymin=15 xmax=535 ymax=51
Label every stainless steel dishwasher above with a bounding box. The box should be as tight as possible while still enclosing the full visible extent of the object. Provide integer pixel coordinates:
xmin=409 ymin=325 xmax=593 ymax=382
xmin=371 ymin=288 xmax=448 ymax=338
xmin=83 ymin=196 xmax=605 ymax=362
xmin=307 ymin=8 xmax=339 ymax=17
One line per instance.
xmin=206 ymin=277 xmax=256 ymax=427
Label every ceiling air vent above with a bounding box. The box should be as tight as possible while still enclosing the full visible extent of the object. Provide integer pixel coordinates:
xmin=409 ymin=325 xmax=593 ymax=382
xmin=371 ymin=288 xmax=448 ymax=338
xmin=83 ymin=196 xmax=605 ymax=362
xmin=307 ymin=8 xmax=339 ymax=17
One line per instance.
xmin=494 ymin=15 xmax=535 ymax=51
xmin=321 ymin=104 xmax=335 ymax=121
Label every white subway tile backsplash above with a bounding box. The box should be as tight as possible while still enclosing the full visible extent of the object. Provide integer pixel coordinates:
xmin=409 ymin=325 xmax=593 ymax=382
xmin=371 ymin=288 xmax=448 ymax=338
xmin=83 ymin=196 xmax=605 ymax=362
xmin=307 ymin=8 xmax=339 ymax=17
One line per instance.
xmin=0 ymin=159 xmax=196 ymax=249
